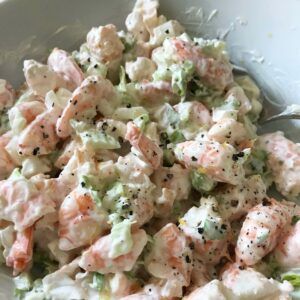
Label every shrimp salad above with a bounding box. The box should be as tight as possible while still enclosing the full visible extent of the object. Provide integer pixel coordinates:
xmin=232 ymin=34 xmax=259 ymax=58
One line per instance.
xmin=1 ymin=1 xmax=300 ymax=299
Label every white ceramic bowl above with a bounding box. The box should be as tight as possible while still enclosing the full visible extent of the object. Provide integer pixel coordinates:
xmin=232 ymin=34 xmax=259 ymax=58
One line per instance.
xmin=0 ymin=0 xmax=300 ymax=298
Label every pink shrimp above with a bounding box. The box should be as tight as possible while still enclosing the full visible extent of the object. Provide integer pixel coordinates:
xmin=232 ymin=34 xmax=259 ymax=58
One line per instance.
xmin=145 ymin=223 xmax=192 ymax=297
xmin=48 ymin=48 xmax=84 ymax=91
xmin=177 ymin=101 xmax=212 ymax=125
xmin=6 ymin=226 xmax=33 ymax=275
xmin=56 ymin=75 xmax=117 ymax=138
xmin=183 ymin=280 xmax=228 ymax=300
xmin=13 ymin=100 xmax=46 ymax=124
xmin=273 ymin=221 xmax=300 ymax=268
xmin=0 ymin=131 xmax=15 ymax=179
xmin=259 ymin=131 xmax=300 ymax=198
xmin=0 ymin=79 xmax=15 ymax=110
xmin=216 ymin=175 xmax=267 ymax=221
xmin=152 ymin=164 xmax=191 ymax=216
xmin=221 ymin=263 xmax=293 ymax=299
xmin=58 ymin=188 xmax=108 ymax=251
xmin=174 ymin=140 xmax=245 ymax=185
xmin=208 ymin=118 xmax=248 ymax=145
xmin=54 ymin=140 xmax=78 ymax=169
xmin=18 ymin=107 xmax=61 ymax=156
xmin=137 ymin=80 xmax=180 ymax=104
xmin=125 ymin=121 xmax=163 ymax=169
xmin=0 ymin=176 xmax=55 ymax=231
xmin=236 ymin=198 xmax=293 ymax=266
xmin=171 ymin=38 xmax=233 ymax=90
xmin=79 ymin=228 xmax=147 ymax=273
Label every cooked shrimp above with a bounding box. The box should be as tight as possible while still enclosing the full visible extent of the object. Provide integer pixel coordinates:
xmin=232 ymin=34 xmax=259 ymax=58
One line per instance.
xmin=56 ymin=75 xmax=118 ymax=138
xmin=125 ymin=121 xmax=163 ymax=169
xmin=54 ymin=140 xmax=79 ymax=169
xmin=116 ymin=151 xmax=154 ymax=180
xmin=236 ymin=198 xmax=294 ymax=266
xmin=152 ymin=164 xmax=191 ymax=216
xmin=216 ymin=175 xmax=267 ymax=221
xmin=86 ymin=24 xmax=124 ymax=63
xmin=258 ymin=131 xmax=300 ymax=198
xmin=0 ymin=131 xmax=16 ymax=180
xmin=0 ymin=175 xmax=55 ymax=231
xmin=208 ymin=118 xmax=249 ymax=145
xmin=125 ymin=0 xmax=160 ymax=41
xmin=9 ymin=100 xmax=46 ymax=125
xmin=0 ymin=79 xmax=15 ymax=110
xmin=137 ymin=80 xmax=180 ymax=105
xmin=18 ymin=107 xmax=61 ymax=156
xmin=125 ymin=57 xmax=157 ymax=82
xmin=174 ymin=101 xmax=212 ymax=128
xmin=273 ymin=220 xmax=300 ymax=268
xmin=179 ymin=197 xmax=230 ymax=264
xmin=23 ymin=60 xmax=61 ymax=97
xmin=221 ymin=263 xmax=293 ymax=299
xmin=58 ymin=187 xmax=108 ymax=251
xmin=145 ymin=223 xmax=192 ymax=298
xmin=6 ymin=226 xmax=33 ymax=276
xmin=183 ymin=280 xmax=229 ymax=300
xmin=48 ymin=48 xmax=84 ymax=91
xmin=171 ymin=38 xmax=233 ymax=90
xmin=174 ymin=140 xmax=245 ymax=185
xmin=79 ymin=228 xmax=147 ymax=273
xmin=152 ymin=163 xmax=191 ymax=200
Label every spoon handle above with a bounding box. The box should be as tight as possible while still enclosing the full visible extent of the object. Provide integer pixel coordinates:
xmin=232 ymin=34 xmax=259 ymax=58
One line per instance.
xmin=261 ymin=112 xmax=300 ymax=124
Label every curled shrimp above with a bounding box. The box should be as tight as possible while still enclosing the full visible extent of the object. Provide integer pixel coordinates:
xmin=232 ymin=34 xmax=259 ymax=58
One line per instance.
xmin=48 ymin=48 xmax=84 ymax=91
xmin=145 ymin=223 xmax=192 ymax=298
xmin=86 ymin=24 xmax=124 ymax=63
xmin=56 ymin=75 xmax=118 ymax=138
xmin=174 ymin=140 xmax=245 ymax=185
xmin=273 ymin=220 xmax=300 ymax=268
xmin=6 ymin=226 xmax=33 ymax=276
xmin=79 ymin=228 xmax=147 ymax=273
xmin=0 ymin=79 xmax=15 ymax=110
xmin=125 ymin=121 xmax=163 ymax=169
xmin=258 ymin=131 xmax=300 ymax=198
xmin=171 ymin=38 xmax=233 ymax=91
xmin=236 ymin=198 xmax=293 ymax=266
xmin=58 ymin=187 xmax=108 ymax=251
xmin=0 ymin=131 xmax=16 ymax=180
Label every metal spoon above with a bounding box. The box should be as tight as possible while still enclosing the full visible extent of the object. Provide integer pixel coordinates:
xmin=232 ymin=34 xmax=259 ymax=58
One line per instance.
xmin=232 ymin=64 xmax=300 ymax=124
